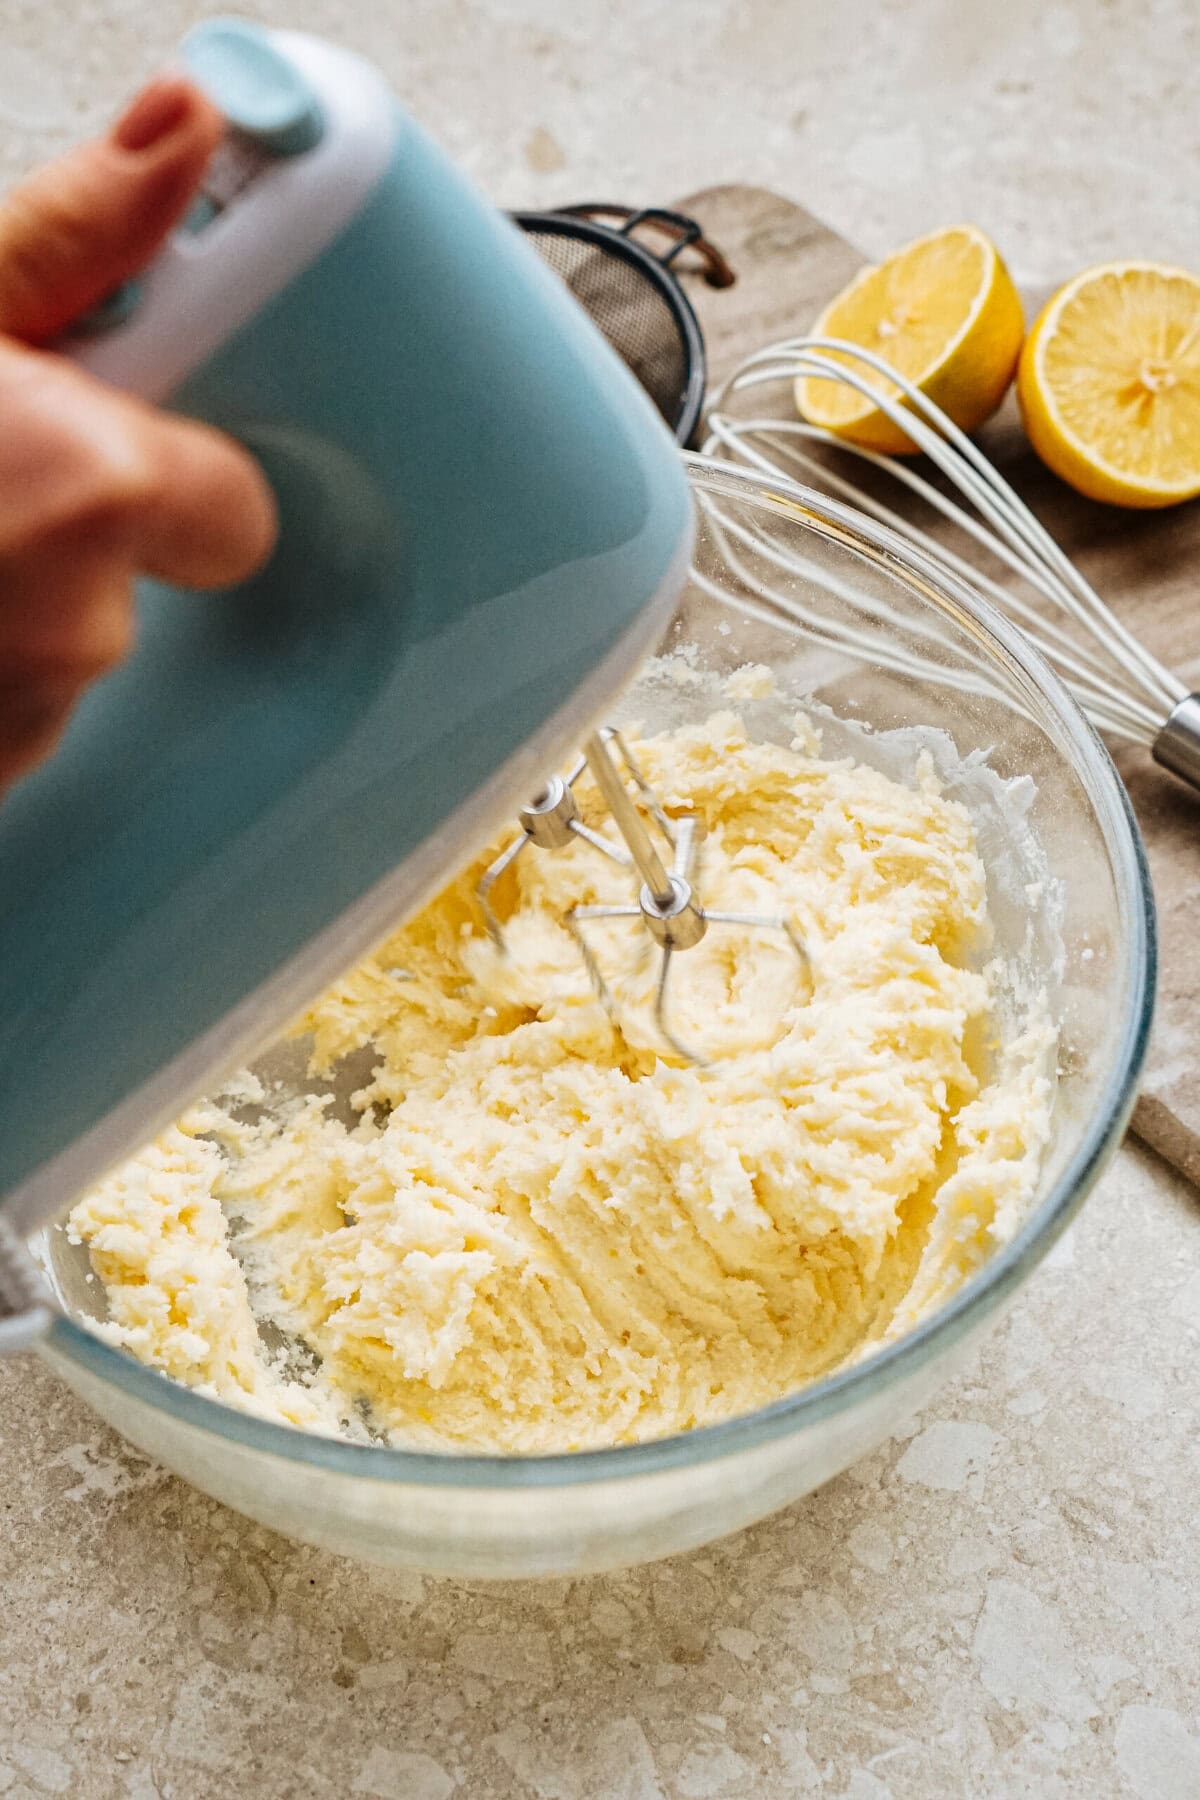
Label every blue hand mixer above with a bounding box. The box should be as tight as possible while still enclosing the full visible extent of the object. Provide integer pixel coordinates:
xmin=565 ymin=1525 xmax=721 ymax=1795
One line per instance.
xmin=0 ymin=18 xmax=700 ymax=1336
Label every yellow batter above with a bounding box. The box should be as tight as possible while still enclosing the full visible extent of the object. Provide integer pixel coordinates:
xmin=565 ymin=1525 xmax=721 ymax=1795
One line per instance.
xmin=67 ymin=708 xmax=1054 ymax=1452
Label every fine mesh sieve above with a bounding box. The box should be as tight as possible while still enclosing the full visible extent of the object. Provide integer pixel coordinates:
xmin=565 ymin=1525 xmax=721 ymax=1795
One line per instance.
xmin=515 ymin=204 xmax=735 ymax=446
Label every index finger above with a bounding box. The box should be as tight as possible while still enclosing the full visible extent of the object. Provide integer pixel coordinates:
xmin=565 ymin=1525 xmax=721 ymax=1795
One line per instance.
xmin=127 ymin=395 xmax=279 ymax=589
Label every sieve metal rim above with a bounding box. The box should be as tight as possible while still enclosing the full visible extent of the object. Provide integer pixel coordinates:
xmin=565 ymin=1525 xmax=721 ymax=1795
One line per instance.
xmin=513 ymin=203 xmax=732 ymax=447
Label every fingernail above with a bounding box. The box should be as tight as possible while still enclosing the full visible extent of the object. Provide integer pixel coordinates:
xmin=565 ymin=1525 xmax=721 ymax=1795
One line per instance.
xmin=114 ymin=76 xmax=195 ymax=153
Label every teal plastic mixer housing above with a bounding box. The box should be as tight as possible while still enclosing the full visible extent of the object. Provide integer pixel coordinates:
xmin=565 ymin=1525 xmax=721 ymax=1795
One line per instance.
xmin=0 ymin=20 xmax=693 ymax=1345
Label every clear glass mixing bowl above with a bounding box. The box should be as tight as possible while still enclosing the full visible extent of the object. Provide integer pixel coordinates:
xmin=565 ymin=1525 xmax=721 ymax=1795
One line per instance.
xmin=36 ymin=461 xmax=1154 ymax=1576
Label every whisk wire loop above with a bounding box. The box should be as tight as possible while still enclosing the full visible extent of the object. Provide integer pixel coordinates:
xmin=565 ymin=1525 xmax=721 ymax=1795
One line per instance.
xmin=701 ymin=333 xmax=1195 ymax=773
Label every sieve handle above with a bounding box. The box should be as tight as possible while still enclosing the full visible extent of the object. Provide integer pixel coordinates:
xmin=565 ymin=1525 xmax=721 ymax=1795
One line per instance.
xmin=561 ymin=203 xmax=736 ymax=287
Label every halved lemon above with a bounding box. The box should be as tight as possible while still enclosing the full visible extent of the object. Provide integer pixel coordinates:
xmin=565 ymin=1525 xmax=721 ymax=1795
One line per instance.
xmin=795 ymin=224 xmax=1025 ymax=455
xmin=1017 ymin=261 xmax=1200 ymax=509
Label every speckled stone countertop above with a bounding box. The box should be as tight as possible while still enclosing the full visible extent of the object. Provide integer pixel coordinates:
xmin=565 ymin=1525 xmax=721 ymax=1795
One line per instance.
xmin=2 ymin=3 xmax=1199 ymax=1796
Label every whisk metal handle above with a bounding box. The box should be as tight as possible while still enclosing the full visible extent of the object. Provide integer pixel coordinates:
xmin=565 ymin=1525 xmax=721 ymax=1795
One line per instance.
xmin=583 ymin=732 xmax=674 ymax=906
xmin=1152 ymin=694 xmax=1200 ymax=794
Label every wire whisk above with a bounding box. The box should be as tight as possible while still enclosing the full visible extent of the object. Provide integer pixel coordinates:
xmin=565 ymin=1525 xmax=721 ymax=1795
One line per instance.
xmin=701 ymin=336 xmax=1200 ymax=794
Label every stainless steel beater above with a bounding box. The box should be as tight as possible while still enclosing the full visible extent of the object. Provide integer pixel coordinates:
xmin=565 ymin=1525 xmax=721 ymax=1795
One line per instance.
xmin=477 ymin=728 xmax=663 ymax=943
xmin=476 ymin=728 xmax=811 ymax=1065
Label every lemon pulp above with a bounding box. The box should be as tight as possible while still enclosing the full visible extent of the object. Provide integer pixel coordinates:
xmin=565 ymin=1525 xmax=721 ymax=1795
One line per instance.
xmin=796 ymin=224 xmax=1024 ymax=455
xmin=1018 ymin=262 xmax=1200 ymax=508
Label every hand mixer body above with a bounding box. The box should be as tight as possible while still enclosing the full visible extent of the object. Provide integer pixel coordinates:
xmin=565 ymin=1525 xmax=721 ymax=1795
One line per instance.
xmin=0 ymin=24 xmax=692 ymax=1257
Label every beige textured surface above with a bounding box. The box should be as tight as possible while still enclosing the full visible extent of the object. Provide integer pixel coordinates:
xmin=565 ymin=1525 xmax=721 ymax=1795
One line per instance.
xmin=2 ymin=2 xmax=1199 ymax=1795
xmin=3 ymin=1146 xmax=1198 ymax=1797
xmin=2 ymin=0 xmax=1199 ymax=285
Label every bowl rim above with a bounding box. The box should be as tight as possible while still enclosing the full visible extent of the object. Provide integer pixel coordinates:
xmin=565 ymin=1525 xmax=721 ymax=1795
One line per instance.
xmin=44 ymin=457 xmax=1157 ymax=1488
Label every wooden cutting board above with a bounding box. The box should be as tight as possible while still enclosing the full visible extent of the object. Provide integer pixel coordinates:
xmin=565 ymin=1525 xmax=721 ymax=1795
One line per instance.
xmin=673 ymin=184 xmax=1200 ymax=1188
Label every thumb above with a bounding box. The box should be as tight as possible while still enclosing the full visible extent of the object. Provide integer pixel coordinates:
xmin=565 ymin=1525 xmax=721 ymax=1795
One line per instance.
xmin=0 ymin=75 xmax=223 ymax=345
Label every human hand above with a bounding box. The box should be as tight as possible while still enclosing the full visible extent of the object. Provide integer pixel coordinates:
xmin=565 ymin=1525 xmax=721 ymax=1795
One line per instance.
xmin=0 ymin=77 xmax=277 ymax=793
